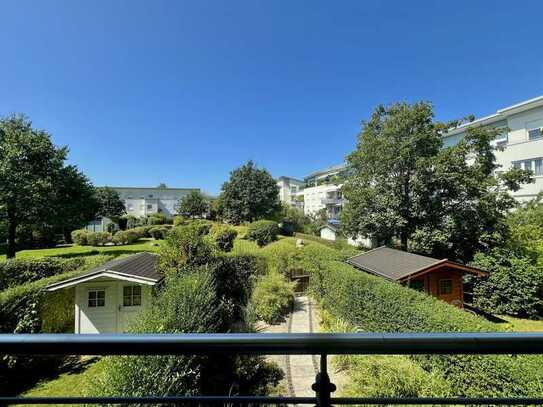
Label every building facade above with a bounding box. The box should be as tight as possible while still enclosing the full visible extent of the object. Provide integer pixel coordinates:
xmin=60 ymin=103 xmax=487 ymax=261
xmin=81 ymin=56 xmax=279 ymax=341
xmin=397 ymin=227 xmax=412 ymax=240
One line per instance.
xmin=276 ymin=177 xmax=304 ymax=209
xmin=443 ymin=95 xmax=543 ymax=202
xmin=114 ymin=186 xmax=198 ymax=218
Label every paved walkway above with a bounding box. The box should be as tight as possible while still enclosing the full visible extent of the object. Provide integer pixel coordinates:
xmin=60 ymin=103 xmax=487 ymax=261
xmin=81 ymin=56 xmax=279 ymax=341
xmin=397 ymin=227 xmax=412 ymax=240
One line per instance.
xmin=258 ymin=295 xmax=344 ymax=399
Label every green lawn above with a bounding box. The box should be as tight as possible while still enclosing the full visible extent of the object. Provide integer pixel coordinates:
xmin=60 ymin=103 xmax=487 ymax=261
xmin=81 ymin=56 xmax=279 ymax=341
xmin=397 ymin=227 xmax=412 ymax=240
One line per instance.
xmin=501 ymin=315 xmax=543 ymax=332
xmin=18 ymin=358 xmax=105 ymax=406
xmin=1 ymin=238 xmax=163 ymax=261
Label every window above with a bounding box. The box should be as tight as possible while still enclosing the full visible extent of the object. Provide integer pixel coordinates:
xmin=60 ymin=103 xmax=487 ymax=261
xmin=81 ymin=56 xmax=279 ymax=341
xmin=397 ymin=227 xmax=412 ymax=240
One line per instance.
xmin=524 ymin=161 xmax=532 ymax=171
xmin=88 ymin=289 xmax=105 ymax=307
xmin=439 ymin=279 xmax=453 ymax=295
xmin=536 ymin=159 xmax=543 ymax=176
xmin=149 ymin=194 xmax=153 ymax=198
xmin=123 ymin=285 xmax=142 ymax=306
xmin=529 ymin=128 xmax=542 ymax=140
xmin=512 ymin=161 xmax=521 ymax=169
xmin=147 ymin=204 xmax=153 ymax=210
xmin=409 ymin=280 xmax=425 ymax=292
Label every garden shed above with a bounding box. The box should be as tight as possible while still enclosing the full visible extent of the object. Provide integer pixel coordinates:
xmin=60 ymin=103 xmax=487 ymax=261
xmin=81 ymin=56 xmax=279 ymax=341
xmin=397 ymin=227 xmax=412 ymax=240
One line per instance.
xmin=47 ymin=252 xmax=161 ymax=334
xmin=347 ymin=247 xmax=487 ymax=307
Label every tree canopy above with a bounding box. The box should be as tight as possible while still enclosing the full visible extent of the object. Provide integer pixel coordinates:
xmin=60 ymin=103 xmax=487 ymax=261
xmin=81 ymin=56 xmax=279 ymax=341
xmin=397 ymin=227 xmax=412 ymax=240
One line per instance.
xmin=176 ymin=190 xmax=209 ymax=219
xmin=219 ymin=161 xmax=280 ymax=224
xmin=94 ymin=187 xmax=125 ymax=221
xmin=342 ymin=102 xmax=531 ymax=263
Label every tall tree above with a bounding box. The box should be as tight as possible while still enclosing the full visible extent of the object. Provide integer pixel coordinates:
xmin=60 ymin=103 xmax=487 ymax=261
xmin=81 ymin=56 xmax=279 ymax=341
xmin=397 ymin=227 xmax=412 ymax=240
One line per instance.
xmin=0 ymin=114 xmax=67 ymax=258
xmin=94 ymin=187 xmax=125 ymax=221
xmin=219 ymin=161 xmax=280 ymax=224
xmin=176 ymin=190 xmax=209 ymax=219
xmin=342 ymin=102 xmax=531 ymax=262
xmin=51 ymin=166 xmax=99 ymax=242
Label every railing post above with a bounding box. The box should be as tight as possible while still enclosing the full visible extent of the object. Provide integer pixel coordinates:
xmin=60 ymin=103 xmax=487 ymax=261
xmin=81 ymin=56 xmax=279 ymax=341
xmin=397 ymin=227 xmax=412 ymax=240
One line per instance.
xmin=312 ymin=353 xmax=336 ymax=407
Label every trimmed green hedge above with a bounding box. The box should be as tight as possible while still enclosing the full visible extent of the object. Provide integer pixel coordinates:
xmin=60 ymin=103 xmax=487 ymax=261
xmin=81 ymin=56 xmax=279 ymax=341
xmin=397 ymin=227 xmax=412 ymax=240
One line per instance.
xmin=0 ymin=257 xmax=85 ymax=290
xmin=310 ymin=259 xmax=543 ymax=397
xmin=246 ymin=220 xmax=279 ymax=247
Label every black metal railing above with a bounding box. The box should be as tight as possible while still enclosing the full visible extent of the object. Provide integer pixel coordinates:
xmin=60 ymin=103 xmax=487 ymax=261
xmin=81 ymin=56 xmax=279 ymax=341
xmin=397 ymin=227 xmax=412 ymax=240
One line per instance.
xmin=2 ymin=332 xmax=543 ymax=405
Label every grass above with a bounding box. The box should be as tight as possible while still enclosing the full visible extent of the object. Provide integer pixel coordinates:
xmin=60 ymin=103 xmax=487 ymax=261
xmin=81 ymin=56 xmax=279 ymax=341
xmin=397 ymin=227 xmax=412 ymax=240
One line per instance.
xmin=501 ymin=315 xmax=543 ymax=331
xmin=18 ymin=358 xmax=105 ymax=406
xmin=0 ymin=238 xmax=163 ymax=261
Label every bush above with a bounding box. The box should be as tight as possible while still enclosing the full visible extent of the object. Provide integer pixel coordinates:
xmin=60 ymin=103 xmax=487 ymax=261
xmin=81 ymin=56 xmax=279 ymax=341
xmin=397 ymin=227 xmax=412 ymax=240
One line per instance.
xmin=132 ymin=226 xmax=153 ymax=238
xmin=92 ymin=264 xmax=281 ymax=399
xmin=471 ymin=248 xmax=543 ymax=318
xmin=209 ymin=224 xmax=238 ymax=252
xmin=112 ymin=231 xmax=128 ymax=245
xmin=309 ymin=257 xmax=543 ymax=397
xmin=149 ymin=226 xmax=169 ymax=240
xmin=159 ymin=224 xmax=215 ymax=272
xmin=71 ymin=229 xmax=88 ymax=245
xmin=246 ymin=220 xmax=279 ymax=247
xmin=252 ymin=272 xmax=294 ymax=324
xmin=188 ymin=219 xmax=213 ymax=236
xmin=173 ymin=216 xmax=186 ymax=227
xmin=0 ymin=257 xmax=85 ymax=291
xmin=85 ymin=231 xmax=112 ymax=246
xmin=145 ymin=213 xmax=167 ymax=225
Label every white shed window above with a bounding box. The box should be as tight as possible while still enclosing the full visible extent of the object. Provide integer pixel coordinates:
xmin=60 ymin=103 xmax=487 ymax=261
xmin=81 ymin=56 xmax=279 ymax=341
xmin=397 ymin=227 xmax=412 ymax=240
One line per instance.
xmin=88 ymin=289 xmax=105 ymax=307
xmin=123 ymin=285 xmax=142 ymax=306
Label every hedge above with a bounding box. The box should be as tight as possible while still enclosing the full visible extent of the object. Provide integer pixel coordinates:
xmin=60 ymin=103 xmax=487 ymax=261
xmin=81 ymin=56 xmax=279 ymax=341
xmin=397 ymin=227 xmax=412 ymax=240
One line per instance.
xmin=0 ymin=254 xmax=114 ymax=395
xmin=0 ymin=257 xmax=85 ymax=290
xmin=252 ymin=271 xmax=295 ymax=324
xmin=309 ymin=258 xmax=543 ymax=397
xmin=209 ymin=224 xmax=238 ymax=252
xmin=246 ymin=220 xmax=279 ymax=247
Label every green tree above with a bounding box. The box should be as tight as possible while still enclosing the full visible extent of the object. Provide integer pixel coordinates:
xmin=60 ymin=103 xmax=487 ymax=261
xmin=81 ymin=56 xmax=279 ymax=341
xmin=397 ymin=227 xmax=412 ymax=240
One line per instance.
xmin=0 ymin=115 xmax=67 ymax=258
xmin=342 ymin=102 xmax=531 ymax=262
xmin=219 ymin=161 xmax=280 ymax=224
xmin=94 ymin=187 xmax=125 ymax=222
xmin=176 ymin=190 xmax=209 ymax=219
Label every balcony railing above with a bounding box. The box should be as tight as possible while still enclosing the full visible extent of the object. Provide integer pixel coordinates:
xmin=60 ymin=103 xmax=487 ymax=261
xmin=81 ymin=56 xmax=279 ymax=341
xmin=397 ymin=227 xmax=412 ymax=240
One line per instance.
xmin=2 ymin=332 xmax=543 ymax=405
xmin=321 ymin=198 xmax=343 ymax=205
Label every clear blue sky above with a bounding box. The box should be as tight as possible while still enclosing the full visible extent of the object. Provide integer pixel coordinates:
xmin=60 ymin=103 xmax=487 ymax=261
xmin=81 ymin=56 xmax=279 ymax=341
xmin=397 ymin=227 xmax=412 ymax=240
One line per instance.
xmin=1 ymin=1 xmax=542 ymax=194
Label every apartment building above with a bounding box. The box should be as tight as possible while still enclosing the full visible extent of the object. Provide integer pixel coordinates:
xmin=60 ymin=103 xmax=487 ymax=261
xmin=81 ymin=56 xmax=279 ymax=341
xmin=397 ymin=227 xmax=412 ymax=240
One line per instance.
xmin=114 ymin=186 xmax=199 ymax=218
xmin=443 ymin=95 xmax=543 ymax=201
xmin=277 ymin=163 xmax=347 ymax=219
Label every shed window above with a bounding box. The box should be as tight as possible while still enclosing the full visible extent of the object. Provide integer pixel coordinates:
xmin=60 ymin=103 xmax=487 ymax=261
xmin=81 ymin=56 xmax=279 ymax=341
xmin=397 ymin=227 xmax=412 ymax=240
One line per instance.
xmin=88 ymin=289 xmax=105 ymax=307
xmin=439 ymin=279 xmax=453 ymax=295
xmin=123 ymin=285 xmax=142 ymax=307
xmin=409 ymin=280 xmax=425 ymax=292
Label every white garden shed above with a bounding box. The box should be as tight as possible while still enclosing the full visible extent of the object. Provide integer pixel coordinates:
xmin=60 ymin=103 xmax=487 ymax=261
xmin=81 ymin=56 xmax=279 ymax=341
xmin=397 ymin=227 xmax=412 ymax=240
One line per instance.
xmin=47 ymin=252 xmax=162 ymax=334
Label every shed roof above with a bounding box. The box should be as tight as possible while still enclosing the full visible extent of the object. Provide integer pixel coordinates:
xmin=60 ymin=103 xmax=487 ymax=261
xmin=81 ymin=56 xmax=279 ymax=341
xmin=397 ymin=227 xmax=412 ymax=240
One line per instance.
xmin=346 ymin=246 xmax=485 ymax=281
xmin=47 ymin=252 xmax=162 ymax=291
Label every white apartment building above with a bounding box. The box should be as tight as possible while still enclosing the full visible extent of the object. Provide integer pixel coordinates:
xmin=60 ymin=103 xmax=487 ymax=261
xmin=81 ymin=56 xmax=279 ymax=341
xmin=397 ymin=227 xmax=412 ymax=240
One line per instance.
xmin=443 ymin=95 xmax=543 ymax=202
xmin=276 ymin=176 xmax=304 ymax=209
xmin=114 ymin=186 xmax=199 ymax=218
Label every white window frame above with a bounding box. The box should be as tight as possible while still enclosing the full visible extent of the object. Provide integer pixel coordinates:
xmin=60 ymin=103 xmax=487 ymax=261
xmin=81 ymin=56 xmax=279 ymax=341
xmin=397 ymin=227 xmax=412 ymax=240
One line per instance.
xmin=123 ymin=285 xmax=142 ymax=307
xmin=88 ymin=289 xmax=105 ymax=308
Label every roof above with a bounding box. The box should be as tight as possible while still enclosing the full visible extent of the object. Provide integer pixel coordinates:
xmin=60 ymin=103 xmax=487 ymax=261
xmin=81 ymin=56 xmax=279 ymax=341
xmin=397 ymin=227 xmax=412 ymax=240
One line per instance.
xmin=47 ymin=252 xmax=162 ymax=291
xmin=304 ymin=163 xmax=347 ymax=180
xmin=277 ymin=176 xmax=304 ymax=184
xmin=444 ymin=95 xmax=543 ymax=137
xmin=346 ymin=246 xmax=486 ymax=281
xmin=319 ymin=224 xmax=338 ymax=232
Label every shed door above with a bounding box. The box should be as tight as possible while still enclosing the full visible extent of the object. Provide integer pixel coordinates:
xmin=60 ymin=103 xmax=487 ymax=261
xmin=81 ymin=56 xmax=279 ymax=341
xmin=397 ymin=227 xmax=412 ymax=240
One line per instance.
xmin=118 ymin=284 xmax=144 ymax=332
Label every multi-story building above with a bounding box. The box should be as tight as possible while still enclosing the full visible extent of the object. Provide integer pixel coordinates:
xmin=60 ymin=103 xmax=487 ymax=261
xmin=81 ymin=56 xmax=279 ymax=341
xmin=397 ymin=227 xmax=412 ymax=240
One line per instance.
xmin=443 ymin=95 xmax=543 ymax=202
xmin=113 ymin=186 xmax=198 ymax=218
xmin=276 ymin=176 xmax=304 ymax=209
xmin=87 ymin=186 xmax=198 ymax=232
xmin=277 ymin=163 xmax=348 ymax=219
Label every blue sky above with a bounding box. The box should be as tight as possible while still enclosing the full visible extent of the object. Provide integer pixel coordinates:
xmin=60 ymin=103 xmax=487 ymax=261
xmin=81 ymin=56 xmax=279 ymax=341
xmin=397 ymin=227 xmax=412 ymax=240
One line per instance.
xmin=1 ymin=1 xmax=542 ymax=194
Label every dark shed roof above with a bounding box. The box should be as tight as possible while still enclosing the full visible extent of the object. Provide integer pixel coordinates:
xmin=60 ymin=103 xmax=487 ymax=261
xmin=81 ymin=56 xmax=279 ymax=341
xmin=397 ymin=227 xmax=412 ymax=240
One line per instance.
xmin=346 ymin=246 xmax=485 ymax=281
xmin=47 ymin=252 xmax=162 ymax=291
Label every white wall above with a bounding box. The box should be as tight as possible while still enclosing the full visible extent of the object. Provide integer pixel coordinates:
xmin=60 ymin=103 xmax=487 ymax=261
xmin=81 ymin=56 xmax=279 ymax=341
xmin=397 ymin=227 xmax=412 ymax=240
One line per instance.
xmin=302 ymin=184 xmax=343 ymax=217
xmin=74 ymin=278 xmax=152 ymax=334
xmin=114 ymin=187 xmax=197 ymax=218
xmin=320 ymin=227 xmax=337 ymax=241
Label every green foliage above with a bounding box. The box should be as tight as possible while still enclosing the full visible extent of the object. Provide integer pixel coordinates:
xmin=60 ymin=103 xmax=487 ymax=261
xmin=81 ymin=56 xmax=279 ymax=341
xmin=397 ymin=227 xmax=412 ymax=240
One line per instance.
xmin=310 ymin=258 xmax=543 ymax=397
xmin=246 ymin=220 xmax=279 ymax=247
xmin=85 ymin=231 xmax=112 ymax=246
xmin=252 ymin=271 xmax=294 ymax=323
xmin=219 ymin=161 xmax=281 ymax=223
xmin=71 ymin=229 xmax=88 ymax=245
xmin=0 ymin=114 xmax=69 ymax=258
xmin=189 ymin=219 xmax=214 ymax=236
xmin=94 ymin=187 xmax=125 ymax=220
xmin=276 ymin=204 xmax=310 ymax=236
xmin=148 ymin=226 xmax=170 ymax=240
xmin=507 ymin=194 xmax=543 ymax=256
xmin=470 ymin=248 xmax=543 ymax=318
xmin=342 ymin=102 xmax=530 ymax=262
xmin=0 ymin=257 xmax=85 ymax=290
xmin=145 ymin=213 xmax=167 ymax=225
xmin=176 ymin=190 xmax=209 ymax=219
xmin=209 ymin=224 xmax=238 ymax=252
xmin=159 ymin=224 xmax=214 ymax=272
xmin=173 ymin=215 xmax=186 ymax=227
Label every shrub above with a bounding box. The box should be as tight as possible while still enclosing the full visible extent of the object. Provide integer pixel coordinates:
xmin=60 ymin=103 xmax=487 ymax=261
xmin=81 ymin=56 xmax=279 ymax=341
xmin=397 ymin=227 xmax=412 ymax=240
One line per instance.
xmin=188 ymin=219 xmax=213 ymax=236
xmin=159 ymin=224 xmax=214 ymax=272
xmin=173 ymin=215 xmax=186 ymax=227
xmin=132 ymin=225 xmax=153 ymax=238
xmin=146 ymin=213 xmax=167 ymax=225
xmin=246 ymin=220 xmax=279 ymax=247
xmin=149 ymin=226 xmax=169 ymax=240
xmin=112 ymin=231 xmax=128 ymax=245
xmin=470 ymin=248 xmax=543 ymax=318
xmin=71 ymin=229 xmax=88 ymax=245
xmin=0 ymin=257 xmax=85 ymax=291
xmin=86 ymin=232 xmax=98 ymax=246
xmin=209 ymin=224 xmax=238 ymax=252
xmin=309 ymin=258 xmax=543 ymax=397
xmin=93 ymin=266 xmax=282 ymax=399
xmin=126 ymin=229 xmax=140 ymax=244
xmin=252 ymin=271 xmax=294 ymax=324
